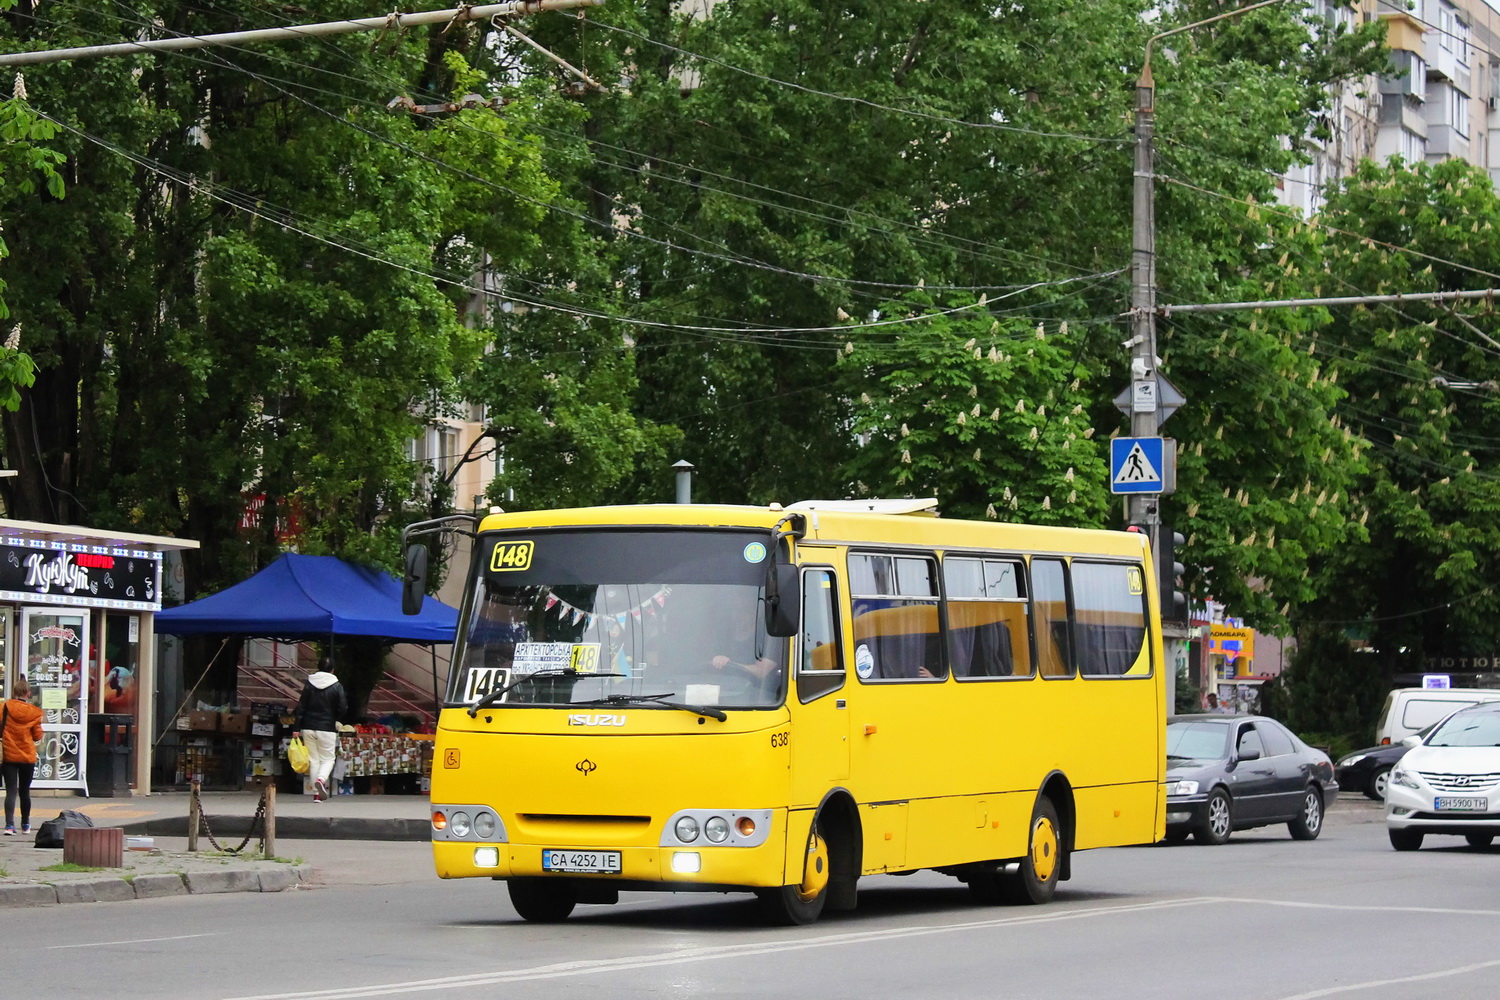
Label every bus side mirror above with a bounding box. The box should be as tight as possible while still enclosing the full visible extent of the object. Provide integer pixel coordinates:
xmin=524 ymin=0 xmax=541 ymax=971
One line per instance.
xmin=402 ymin=544 xmax=429 ymax=616
xmin=764 ymin=564 xmax=801 ymax=637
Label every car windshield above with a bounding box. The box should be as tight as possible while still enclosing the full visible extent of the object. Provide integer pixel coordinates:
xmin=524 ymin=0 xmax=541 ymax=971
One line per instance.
xmin=1166 ymin=721 xmax=1230 ymax=761
xmin=1426 ymin=710 xmax=1500 ymax=748
xmin=453 ymin=528 xmax=785 ymax=710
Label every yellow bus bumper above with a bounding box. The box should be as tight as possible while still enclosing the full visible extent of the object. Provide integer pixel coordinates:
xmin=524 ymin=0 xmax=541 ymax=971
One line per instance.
xmin=433 ymin=813 xmax=790 ymax=888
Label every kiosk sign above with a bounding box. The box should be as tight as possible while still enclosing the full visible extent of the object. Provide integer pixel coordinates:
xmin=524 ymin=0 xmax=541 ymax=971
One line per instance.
xmin=0 ymin=542 xmax=162 ymax=611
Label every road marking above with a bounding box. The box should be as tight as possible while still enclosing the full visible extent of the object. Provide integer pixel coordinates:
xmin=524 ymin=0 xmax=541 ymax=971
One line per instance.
xmin=223 ymin=897 xmax=1221 ymax=1000
xmin=49 ymin=932 xmax=222 ymax=951
xmin=1273 ymin=958 xmax=1500 ymax=999
xmin=1212 ymin=896 xmax=1500 ymax=918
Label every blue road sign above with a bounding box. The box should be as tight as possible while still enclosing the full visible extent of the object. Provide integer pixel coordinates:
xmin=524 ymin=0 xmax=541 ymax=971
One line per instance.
xmin=1111 ymin=437 xmax=1165 ymax=494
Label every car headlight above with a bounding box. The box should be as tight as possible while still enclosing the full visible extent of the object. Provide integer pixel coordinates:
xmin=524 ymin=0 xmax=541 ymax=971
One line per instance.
xmin=1337 ymin=753 xmax=1367 ymax=767
xmin=674 ymin=816 xmax=701 ymax=843
xmin=1168 ymin=780 xmax=1199 ymax=796
xmin=1392 ymin=768 xmax=1420 ymax=790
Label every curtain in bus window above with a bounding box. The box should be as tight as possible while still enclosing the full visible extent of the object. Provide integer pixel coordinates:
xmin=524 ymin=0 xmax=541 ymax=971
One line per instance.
xmin=943 ymin=556 xmax=1029 ymax=679
xmin=1031 ymin=558 xmax=1073 ymax=677
xmin=1073 ymin=562 xmax=1149 ymax=677
xmin=852 ymin=600 xmax=940 ymax=678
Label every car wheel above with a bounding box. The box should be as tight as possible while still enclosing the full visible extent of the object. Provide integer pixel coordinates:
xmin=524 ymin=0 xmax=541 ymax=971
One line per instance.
xmin=1466 ymin=833 xmax=1494 ymax=849
xmin=1366 ymin=767 xmax=1392 ymax=801
xmin=1288 ymin=786 xmax=1323 ymax=841
xmin=1164 ymin=828 xmax=1190 ymax=844
xmin=1194 ymin=789 xmax=1232 ymax=845
xmin=1389 ymin=828 xmax=1424 ymax=852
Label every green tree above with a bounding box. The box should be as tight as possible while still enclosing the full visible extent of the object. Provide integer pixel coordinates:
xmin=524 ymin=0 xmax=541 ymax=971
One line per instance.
xmin=0 ymin=3 xmax=618 ymax=597
xmin=1282 ymin=159 xmax=1500 ymax=688
xmin=514 ymin=0 xmax=1385 ymax=628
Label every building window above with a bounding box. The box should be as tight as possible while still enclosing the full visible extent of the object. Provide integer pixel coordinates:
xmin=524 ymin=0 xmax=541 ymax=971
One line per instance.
xmin=1400 ymin=126 xmax=1427 ymax=163
xmin=1453 ymin=88 xmax=1470 ymax=137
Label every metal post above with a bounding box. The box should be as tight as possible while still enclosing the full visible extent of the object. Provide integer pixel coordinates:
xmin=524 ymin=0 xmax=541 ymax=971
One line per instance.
xmin=673 ymin=460 xmax=694 ymax=504
xmin=262 ymin=783 xmax=277 ymax=860
xmin=188 ymin=778 xmax=201 ymax=852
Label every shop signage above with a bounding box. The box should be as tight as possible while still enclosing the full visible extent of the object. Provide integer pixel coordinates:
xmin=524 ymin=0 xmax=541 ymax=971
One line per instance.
xmin=0 ymin=541 xmax=162 ymax=611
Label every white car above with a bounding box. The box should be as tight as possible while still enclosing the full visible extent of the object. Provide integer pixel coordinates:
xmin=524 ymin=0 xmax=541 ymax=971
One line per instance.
xmin=1386 ymin=702 xmax=1500 ymax=851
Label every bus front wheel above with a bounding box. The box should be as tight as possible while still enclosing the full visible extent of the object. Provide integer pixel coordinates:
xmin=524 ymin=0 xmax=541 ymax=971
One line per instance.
xmin=507 ymin=878 xmax=577 ymax=922
xmin=758 ymin=820 xmax=831 ymax=925
xmin=1001 ymin=797 xmax=1062 ymax=905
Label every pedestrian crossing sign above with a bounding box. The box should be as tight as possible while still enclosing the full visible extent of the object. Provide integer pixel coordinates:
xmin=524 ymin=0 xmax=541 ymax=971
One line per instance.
xmin=1110 ymin=437 xmax=1166 ymax=494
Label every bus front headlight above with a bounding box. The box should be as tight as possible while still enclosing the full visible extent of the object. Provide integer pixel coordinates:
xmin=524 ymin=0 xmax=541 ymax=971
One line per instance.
xmin=705 ymin=816 xmax=730 ymax=843
xmin=675 ymin=816 xmax=700 ymax=843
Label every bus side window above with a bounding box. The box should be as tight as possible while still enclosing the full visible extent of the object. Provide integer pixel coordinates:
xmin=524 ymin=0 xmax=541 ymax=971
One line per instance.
xmin=1074 ymin=562 xmax=1150 ymax=677
xmin=944 ymin=556 xmax=1032 ymax=679
xmin=849 ymin=553 xmax=944 ymax=681
xmin=798 ymin=568 xmax=845 ymax=703
xmin=1031 ymin=558 xmax=1074 ymax=678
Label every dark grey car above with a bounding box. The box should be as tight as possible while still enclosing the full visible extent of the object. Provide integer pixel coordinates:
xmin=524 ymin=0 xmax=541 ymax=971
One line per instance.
xmin=1165 ymin=714 xmax=1339 ymax=845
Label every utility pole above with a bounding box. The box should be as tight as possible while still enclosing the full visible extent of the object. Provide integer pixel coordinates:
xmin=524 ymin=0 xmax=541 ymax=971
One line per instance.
xmin=0 ymin=0 xmax=602 ymax=68
xmin=1128 ymin=0 xmax=1289 ymax=718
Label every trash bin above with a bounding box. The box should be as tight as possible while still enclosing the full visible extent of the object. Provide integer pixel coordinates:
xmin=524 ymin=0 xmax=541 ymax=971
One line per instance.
xmin=87 ymin=714 xmax=133 ymax=797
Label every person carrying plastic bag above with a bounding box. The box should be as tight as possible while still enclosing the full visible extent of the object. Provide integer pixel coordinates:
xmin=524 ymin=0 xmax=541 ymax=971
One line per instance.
xmin=292 ymin=658 xmax=347 ymax=802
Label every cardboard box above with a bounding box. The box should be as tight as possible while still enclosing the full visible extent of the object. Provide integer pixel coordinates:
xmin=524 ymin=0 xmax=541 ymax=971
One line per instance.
xmin=181 ymin=710 xmax=218 ymax=732
xmin=220 ymin=710 xmax=251 ymax=734
xmin=250 ymin=721 xmax=276 ymax=737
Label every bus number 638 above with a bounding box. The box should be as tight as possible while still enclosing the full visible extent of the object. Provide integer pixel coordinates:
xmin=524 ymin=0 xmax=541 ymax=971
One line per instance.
xmin=770 ymin=731 xmax=789 ymax=748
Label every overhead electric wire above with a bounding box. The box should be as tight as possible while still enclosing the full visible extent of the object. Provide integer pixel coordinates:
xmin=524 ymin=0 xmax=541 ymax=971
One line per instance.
xmin=565 ymin=15 xmax=1133 ymax=145
xmin=44 ymin=0 xmax=1106 ymax=291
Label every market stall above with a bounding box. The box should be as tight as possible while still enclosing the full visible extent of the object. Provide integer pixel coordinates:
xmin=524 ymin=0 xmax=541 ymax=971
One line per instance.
xmin=155 ymin=553 xmax=459 ymax=794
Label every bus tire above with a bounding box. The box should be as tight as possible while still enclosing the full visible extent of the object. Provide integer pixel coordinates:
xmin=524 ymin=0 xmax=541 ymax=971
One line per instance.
xmin=757 ymin=817 xmax=831 ymax=925
xmin=1001 ymin=797 xmax=1062 ymax=905
xmin=507 ymin=878 xmax=577 ymax=923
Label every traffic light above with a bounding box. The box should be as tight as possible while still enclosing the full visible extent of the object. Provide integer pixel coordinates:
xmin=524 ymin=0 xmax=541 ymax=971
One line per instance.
xmin=1158 ymin=526 xmax=1187 ymax=625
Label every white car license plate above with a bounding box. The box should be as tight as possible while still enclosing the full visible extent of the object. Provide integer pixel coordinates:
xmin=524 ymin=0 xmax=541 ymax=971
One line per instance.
xmin=542 ymin=849 xmax=622 ymax=874
xmin=1434 ymin=797 xmax=1488 ymax=811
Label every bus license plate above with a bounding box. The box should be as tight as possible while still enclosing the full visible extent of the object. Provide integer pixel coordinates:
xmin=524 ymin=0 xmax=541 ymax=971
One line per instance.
xmin=1435 ymin=797 xmax=1488 ymax=811
xmin=542 ymin=849 xmax=621 ymax=874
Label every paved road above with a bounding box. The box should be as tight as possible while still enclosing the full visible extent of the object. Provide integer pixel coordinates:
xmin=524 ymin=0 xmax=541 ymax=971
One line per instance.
xmin=13 ymin=795 xmax=1500 ymax=1000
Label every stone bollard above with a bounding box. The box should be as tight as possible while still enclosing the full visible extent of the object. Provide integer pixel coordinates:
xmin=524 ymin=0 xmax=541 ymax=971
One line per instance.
xmin=64 ymin=826 xmax=124 ymax=868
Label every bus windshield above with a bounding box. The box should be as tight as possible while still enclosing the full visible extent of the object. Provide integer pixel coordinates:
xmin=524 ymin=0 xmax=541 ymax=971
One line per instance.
xmin=452 ymin=528 xmax=785 ymax=710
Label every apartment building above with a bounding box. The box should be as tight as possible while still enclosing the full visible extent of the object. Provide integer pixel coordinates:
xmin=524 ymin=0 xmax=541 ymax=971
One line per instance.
xmin=1281 ymin=0 xmax=1500 ymax=215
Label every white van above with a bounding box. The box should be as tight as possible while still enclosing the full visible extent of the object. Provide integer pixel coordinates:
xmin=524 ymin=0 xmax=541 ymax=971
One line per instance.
xmin=1374 ymin=687 xmax=1500 ymax=745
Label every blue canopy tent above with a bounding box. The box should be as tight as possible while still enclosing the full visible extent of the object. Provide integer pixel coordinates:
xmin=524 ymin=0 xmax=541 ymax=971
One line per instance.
xmin=155 ymin=552 xmax=459 ymax=641
xmin=155 ymin=553 xmax=463 ymax=722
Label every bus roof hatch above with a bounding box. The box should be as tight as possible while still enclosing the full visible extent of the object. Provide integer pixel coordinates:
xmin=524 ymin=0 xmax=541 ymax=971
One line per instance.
xmin=787 ymin=498 xmax=941 ymax=516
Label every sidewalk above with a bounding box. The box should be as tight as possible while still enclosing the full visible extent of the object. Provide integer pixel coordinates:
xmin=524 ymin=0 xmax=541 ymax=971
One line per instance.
xmin=0 ymin=788 xmax=429 ymax=907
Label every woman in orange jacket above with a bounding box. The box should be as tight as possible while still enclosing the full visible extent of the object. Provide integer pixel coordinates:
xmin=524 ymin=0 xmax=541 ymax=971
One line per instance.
xmin=3 ymin=677 xmax=45 ymax=835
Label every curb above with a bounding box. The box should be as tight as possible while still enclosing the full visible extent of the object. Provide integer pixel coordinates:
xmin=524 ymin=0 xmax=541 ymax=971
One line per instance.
xmin=0 ymin=864 xmax=314 ymax=908
xmin=116 ymin=816 xmax=429 ymax=842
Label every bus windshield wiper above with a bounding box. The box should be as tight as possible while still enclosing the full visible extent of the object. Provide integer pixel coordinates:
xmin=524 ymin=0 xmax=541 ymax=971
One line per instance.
xmin=467 ymin=669 xmax=626 ymax=717
xmin=584 ymin=692 xmax=728 ymax=722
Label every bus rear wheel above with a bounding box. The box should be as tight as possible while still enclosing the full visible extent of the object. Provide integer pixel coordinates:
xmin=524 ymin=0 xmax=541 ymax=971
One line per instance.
xmin=1002 ymin=798 xmax=1062 ymax=905
xmin=758 ymin=819 xmax=831 ymax=925
xmin=507 ymin=878 xmax=577 ymax=923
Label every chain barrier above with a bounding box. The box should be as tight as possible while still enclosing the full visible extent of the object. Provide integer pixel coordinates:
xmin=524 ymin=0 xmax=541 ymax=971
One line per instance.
xmin=191 ymin=783 xmax=267 ymax=854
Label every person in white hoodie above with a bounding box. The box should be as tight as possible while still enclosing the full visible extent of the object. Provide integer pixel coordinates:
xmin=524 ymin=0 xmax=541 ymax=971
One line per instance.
xmin=293 ymin=659 xmax=348 ymax=802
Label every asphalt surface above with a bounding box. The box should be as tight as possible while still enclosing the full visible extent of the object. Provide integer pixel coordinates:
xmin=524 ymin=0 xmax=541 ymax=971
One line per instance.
xmin=9 ymin=793 xmax=1459 ymax=1000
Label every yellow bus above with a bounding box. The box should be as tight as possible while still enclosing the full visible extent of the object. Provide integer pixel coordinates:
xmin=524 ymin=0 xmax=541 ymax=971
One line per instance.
xmin=405 ymin=498 xmax=1166 ymax=924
